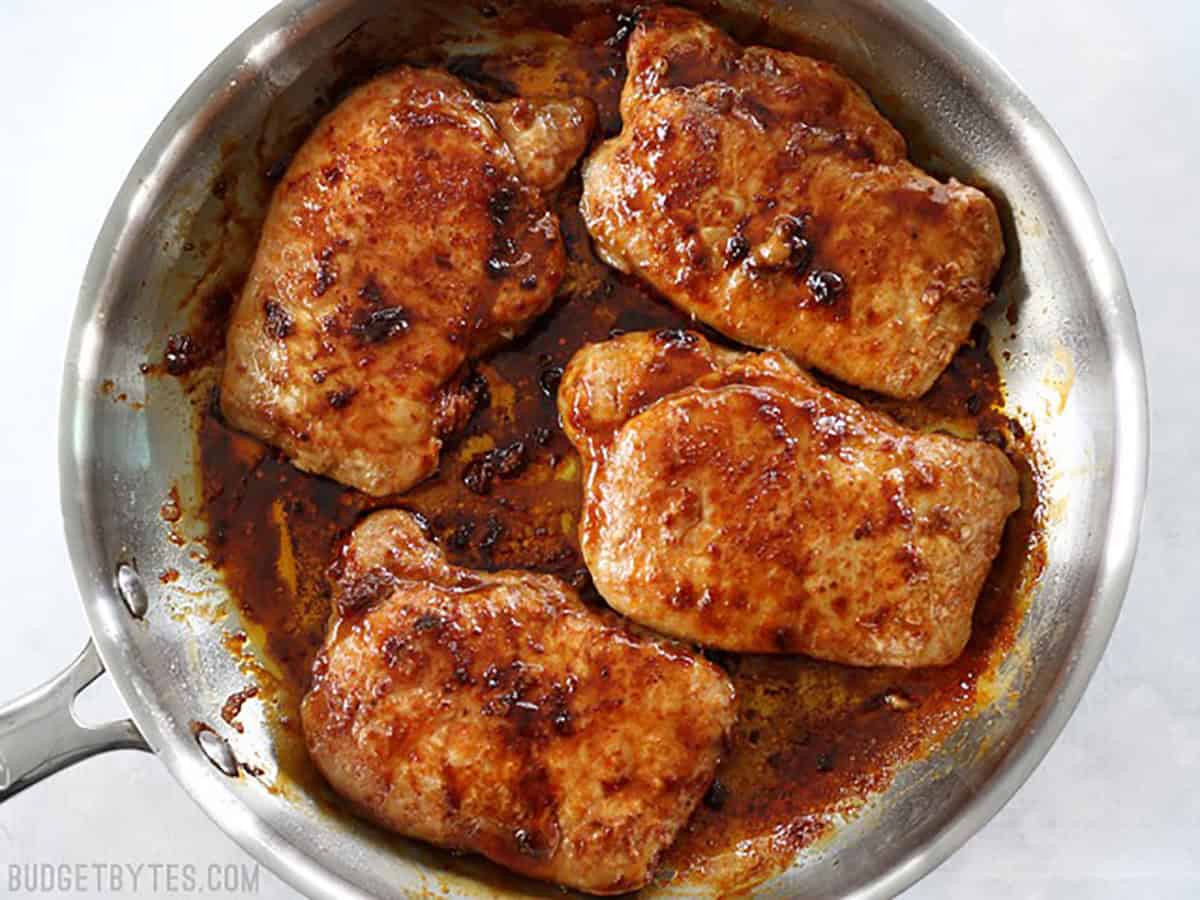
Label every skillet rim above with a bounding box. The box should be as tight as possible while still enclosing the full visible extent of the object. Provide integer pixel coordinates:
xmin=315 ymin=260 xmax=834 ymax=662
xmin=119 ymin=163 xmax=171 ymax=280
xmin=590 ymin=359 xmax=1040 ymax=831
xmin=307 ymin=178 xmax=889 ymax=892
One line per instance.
xmin=57 ymin=1 xmax=1149 ymax=897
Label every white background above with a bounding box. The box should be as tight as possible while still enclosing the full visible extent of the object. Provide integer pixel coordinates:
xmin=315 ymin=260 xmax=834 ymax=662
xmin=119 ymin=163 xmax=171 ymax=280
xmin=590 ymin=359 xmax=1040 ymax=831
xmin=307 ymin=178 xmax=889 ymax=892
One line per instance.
xmin=0 ymin=2 xmax=1195 ymax=898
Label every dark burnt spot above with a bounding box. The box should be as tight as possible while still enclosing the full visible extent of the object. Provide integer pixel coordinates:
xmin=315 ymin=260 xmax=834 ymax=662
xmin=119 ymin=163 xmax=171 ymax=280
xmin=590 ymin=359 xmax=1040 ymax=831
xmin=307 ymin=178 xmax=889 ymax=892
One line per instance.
xmin=488 ymin=186 xmax=516 ymax=225
xmin=263 ymin=300 xmax=293 ymax=340
xmin=482 ymin=661 xmax=534 ymax=714
xmin=462 ymin=456 xmax=494 ymax=495
xmin=164 ymin=334 xmax=200 ymax=376
xmin=531 ymin=426 xmax=552 ymax=447
xmin=655 ymin=328 xmax=699 ymax=348
xmin=538 ymin=366 xmax=563 ymax=398
xmin=327 ymin=388 xmax=356 ymax=409
xmin=485 ymin=234 xmax=522 ymax=279
xmin=520 ymin=273 xmax=539 ymax=291
xmin=479 ymin=516 xmax=504 ymax=554
xmin=350 ymin=306 xmax=410 ymax=344
xmin=546 ymin=678 xmax=577 ymax=736
xmin=212 ymin=177 xmax=228 ymax=198
xmin=413 ymin=612 xmax=444 ymax=632
xmin=853 ymin=520 xmax=873 ymax=540
xmin=773 ymin=628 xmax=795 ymax=652
xmin=488 ymin=667 xmax=577 ymax=741
xmin=338 ymin=569 xmax=394 ymax=616
xmin=166 ymin=287 xmax=234 ymax=376
xmin=806 ymin=270 xmax=845 ymax=305
xmin=493 ymin=441 xmax=528 ymax=478
xmin=311 ymin=369 xmax=327 ymax=385
xmin=1009 ymin=417 xmax=1026 ymax=441
xmin=966 ymin=393 xmax=982 ymax=416
xmin=314 ymin=248 xmax=338 ymax=297
xmin=448 ymin=521 xmax=475 ymax=549
xmin=321 ymin=163 xmax=343 ymax=185
xmin=168 ymin=285 xmax=230 ymax=375
xmin=816 ymin=750 xmax=836 ymax=773
xmin=461 ymin=370 xmax=491 ymax=415
xmin=483 ymin=664 xmax=503 ymax=690
xmin=607 ymin=9 xmax=641 ymax=46
xmin=479 ymin=3 xmax=497 ymax=17
xmin=462 ymin=442 xmax=528 ymax=494
xmin=703 ymin=779 xmax=730 ymax=811
xmin=725 ymin=233 xmax=750 ymax=264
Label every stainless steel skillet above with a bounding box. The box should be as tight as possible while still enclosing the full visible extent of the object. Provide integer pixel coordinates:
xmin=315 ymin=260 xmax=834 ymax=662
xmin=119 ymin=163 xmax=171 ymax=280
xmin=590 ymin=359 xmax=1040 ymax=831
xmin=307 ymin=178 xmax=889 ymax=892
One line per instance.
xmin=0 ymin=0 xmax=1147 ymax=897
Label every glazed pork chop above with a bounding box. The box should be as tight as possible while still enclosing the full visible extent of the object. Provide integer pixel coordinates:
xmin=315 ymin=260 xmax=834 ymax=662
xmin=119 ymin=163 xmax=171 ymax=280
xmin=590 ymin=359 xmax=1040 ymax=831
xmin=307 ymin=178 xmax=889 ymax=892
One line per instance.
xmin=221 ymin=66 xmax=593 ymax=496
xmin=558 ymin=331 xmax=1020 ymax=667
xmin=581 ymin=7 xmax=1004 ymax=399
xmin=301 ymin=510 xmax=735 ymax=894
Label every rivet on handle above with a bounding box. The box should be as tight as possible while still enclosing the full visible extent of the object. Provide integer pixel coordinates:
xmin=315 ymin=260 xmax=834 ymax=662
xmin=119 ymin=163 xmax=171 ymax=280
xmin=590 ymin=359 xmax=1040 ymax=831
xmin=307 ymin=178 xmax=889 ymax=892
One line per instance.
xmin=195 ymin=725 xmax=239 ymax=777
xmin=116 ymin=563 xmax=149 ymax=618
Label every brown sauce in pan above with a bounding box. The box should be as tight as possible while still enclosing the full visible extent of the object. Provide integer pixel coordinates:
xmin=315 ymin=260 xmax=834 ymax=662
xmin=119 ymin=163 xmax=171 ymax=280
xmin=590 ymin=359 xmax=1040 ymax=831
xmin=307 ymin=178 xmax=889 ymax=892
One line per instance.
xmin=161 ymin=3 xmax=1046 ymax=893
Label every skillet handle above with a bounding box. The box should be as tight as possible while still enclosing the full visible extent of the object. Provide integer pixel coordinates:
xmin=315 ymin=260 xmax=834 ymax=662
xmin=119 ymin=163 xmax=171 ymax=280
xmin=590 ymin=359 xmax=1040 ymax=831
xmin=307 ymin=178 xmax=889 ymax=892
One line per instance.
xmin=0 ymin=641 xmax=149 ymax=802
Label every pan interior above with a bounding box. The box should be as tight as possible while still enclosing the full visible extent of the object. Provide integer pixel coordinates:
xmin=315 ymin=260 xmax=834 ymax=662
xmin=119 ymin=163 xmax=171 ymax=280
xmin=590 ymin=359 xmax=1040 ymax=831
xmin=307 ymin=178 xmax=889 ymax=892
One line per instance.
xmin=60 ymin=1 xmax=1143 ymax=898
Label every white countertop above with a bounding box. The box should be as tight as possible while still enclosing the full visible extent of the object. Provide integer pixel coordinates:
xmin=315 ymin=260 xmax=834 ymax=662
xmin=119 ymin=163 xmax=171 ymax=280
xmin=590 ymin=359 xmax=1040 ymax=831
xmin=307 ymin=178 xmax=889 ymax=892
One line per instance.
xmin=0 ymin=2 xmax=1194 ymax=897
